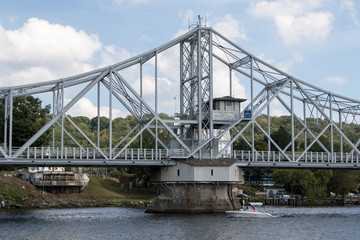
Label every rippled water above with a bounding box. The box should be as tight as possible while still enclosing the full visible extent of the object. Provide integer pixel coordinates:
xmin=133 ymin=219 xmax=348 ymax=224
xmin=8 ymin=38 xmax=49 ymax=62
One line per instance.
xmin=1 ymin=206 xmax=360 ymax=240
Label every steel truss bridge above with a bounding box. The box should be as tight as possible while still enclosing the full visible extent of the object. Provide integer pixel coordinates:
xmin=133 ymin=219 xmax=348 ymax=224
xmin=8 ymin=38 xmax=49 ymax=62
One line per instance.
xmin=1 ymin=24 xmax=360 ymax=169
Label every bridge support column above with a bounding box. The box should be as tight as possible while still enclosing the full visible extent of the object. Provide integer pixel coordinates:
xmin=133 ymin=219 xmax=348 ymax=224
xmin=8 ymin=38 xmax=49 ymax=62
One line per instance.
xmin=146 ymin=182 xmax=240 ymax=213
xmin=146 ymin=159 xmax=242 ymax=213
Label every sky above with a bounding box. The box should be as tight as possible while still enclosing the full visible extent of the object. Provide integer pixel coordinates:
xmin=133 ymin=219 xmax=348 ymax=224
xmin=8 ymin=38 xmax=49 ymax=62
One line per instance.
xmin=0 ymin=0 xmax=360 ymax=118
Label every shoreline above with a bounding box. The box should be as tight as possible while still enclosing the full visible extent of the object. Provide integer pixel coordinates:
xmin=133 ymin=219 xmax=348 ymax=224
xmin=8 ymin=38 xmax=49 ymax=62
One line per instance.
xmin=0 ymin=173 xmax=156 ymax=210
xmin=1 ymin=172 xmax=358 ymax=210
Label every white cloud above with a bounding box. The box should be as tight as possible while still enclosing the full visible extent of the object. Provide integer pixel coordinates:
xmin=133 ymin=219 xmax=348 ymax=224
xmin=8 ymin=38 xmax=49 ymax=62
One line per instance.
xmin=248 ymin=0 xmax=334 ymax=46
xmin=249 ymin=0 xmax=323 ymax=18
xmin=272 ymin=108 xmax=288 ymax=116
xmin=258 ymin=51 xmax=303 ymax=72
xmin=66 ymin=97 xmax=127 ymax=119
xmin=179 ymin=9 xmax=196 ymax=29
xmin=213 ymin=14 xmax=247 ymax=41
xmin=341 ymin=0 xmax=360 ymax=26
xmin=275 ymin=12 xmax=333 ymax=46
xmin=214 ymin=62 xmax=246 ymax=99
xmin=112 ymin=0 xmax=150 ymax=6
xmin=323 ymin=76 xmax=346 ymax=85
xmin=99 ymin=45 xmax=133 ymax=68
xmin=276 ymin=52 xmax=304 ymax=72
xmin=0 ymin=18 xmax=101 ymax=87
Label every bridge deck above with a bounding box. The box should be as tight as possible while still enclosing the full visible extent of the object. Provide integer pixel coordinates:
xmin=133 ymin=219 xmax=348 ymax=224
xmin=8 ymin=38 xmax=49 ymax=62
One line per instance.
xmin=1 ymin=147 xmax=360 ymax=168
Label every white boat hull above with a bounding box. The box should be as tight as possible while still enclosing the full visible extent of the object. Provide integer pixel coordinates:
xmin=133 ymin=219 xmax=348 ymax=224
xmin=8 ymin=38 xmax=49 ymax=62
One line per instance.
xmin=226 ymin=210 xmax=273 ymax=218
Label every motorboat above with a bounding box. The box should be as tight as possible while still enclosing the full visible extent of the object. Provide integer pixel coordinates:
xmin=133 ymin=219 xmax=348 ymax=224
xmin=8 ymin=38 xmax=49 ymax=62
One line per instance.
xmin=226 ymin=203 xmax=273 ymax=218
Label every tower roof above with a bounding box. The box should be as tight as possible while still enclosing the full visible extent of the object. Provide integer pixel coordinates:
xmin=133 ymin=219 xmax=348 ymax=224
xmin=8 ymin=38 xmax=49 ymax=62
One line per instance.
xmin=213 ymin=96 xmax=247 ymax=102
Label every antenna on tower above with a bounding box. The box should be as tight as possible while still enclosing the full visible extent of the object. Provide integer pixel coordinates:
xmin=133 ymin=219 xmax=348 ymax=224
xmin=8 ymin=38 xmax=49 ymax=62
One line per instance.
xmin=197 ymin=15 xmax=202 ymax=26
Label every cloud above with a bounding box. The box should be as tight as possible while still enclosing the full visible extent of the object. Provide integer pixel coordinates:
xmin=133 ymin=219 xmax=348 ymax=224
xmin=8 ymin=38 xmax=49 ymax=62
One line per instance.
xmin=112 ymin=0 xmax=150 ymax=6
xmin=341 ymin=0 xmax=360 ymax=26
xmin=248 ymin=0 xmax=334 ymax=46
xmin=276 ymin=52 xmax=304 ymax=72
xmin=275 ymin=12 xmax=333 ymax=46
xmin=66 ymin=97 xmax=127 ymax=119
xmin=213 ymin=14 xmax=247 ymax=41
xmin=272 ymin=108 xmax=288 ymax=116
xmin=99 ymin=45 xmax=133 ymax=68
xmin=178 ymin=9 xmax=196 ymax=29
xmin=0 ymin=18 xmax=101 ymax=87
xmin=258 ymin=51 xmax=304 ymax=72
xmin=323 ymin=76 xmax=346 ymax=85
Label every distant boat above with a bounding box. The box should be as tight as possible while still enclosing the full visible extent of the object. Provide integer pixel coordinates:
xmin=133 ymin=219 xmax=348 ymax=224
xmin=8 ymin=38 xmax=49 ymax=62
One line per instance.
xmin=226 ymin=203 xmax=273 ymax=218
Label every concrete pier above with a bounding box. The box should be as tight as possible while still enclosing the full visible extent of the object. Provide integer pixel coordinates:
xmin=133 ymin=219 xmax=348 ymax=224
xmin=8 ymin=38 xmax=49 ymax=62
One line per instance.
xmin=146 ymin=182 xmax=240 ymax=213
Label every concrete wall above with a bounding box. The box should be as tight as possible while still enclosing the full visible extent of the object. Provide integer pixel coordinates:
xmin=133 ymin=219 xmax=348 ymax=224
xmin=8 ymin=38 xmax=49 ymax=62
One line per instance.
xmin=146 ymin=183 xmax=241 ymax=213
xmin=151 ymin=162 xmax=243 ymax=183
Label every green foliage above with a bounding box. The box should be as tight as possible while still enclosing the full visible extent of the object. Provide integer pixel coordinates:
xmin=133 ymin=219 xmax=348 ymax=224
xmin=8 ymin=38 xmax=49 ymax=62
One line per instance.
xmin=328 ymin=170 xmax=359 ymax=195
xmin=238 ymin=185 xmax=257 ymax=196
xmin=271 ymin=125 xmax=293 ymax=150
xmin=273 ymin=169 xmax=333 ymax=201
xmin=0 ymin=96 xmax=51 ymax=147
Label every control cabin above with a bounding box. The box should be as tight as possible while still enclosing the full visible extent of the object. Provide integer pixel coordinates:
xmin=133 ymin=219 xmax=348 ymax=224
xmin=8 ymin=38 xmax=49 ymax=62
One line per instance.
xmin=212 ymin=96 xmax=246 ymax=122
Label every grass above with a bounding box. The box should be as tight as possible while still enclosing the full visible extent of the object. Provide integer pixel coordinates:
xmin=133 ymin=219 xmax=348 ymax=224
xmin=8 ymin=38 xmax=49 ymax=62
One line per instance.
xmin=80 ymin=176 xmax=157 ymax=201
xmin=0 ymin=173 xmax=157 ymax=208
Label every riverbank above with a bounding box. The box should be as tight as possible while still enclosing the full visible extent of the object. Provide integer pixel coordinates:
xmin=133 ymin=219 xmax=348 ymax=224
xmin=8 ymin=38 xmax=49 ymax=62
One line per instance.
xmin=0 ymin=172 xmax=157 ymax=209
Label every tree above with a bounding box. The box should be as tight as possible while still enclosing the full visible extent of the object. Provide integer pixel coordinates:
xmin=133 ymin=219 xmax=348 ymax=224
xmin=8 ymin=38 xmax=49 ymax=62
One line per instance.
xmin=273 ymin=169 xmax=332 ymax=201
xmin=328 ymin=170 xmax=359 ymax=195
xmin=90 ymin=116 xmax=110 ymax=132
xmin=0 ymin=96 xmax=51 ymax=147
xmin=271 ymin=125 xmax=292 ymax=150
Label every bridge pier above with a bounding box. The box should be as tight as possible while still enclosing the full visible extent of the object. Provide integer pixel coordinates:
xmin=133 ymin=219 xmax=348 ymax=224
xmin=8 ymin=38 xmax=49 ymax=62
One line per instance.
xmin=146 ymin=182 xmax=240 ymax=213
xmin=146 ymin=159 xmax=242 ymax=213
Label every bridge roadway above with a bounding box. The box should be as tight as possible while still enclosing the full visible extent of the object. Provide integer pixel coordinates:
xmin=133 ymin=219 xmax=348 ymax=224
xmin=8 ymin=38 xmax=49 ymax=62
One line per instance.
xmin=1 ymin=146 xmax=359 ymax=169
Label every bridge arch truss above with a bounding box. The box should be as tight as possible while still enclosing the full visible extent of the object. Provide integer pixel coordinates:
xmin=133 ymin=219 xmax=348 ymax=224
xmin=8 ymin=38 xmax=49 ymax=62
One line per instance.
xmin=1 ymin=26 xmax=360 ymax=168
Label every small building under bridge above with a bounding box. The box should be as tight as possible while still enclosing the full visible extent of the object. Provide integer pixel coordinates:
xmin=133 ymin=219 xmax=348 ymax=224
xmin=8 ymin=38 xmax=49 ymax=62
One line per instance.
xmin=20 ymin=167 xmax=89 ymax=193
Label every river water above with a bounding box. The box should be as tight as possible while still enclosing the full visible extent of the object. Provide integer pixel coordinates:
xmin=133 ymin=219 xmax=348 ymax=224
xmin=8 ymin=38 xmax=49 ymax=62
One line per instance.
xmin=1 ymin=206 xmax=360 ymax=240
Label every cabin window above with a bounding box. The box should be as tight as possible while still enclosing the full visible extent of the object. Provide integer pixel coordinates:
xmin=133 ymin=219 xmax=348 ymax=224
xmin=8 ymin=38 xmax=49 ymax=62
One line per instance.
xmin=211 ymin=169 xmax=214 ymax=176
xmin=177 ymin=169 xmax=180 ymax=176
xmin=226 ymin=102 xmax=233 ymax=111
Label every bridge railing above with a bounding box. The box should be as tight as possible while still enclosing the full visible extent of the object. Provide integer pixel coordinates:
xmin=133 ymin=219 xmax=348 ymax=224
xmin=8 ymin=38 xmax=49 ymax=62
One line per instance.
xmin=2 ymin=146 xmax=360 ymax=164
xmin=2 ymin=147 xmax=172 ymax=161
xmin=218 ymin=150 xmax=360 ymax=164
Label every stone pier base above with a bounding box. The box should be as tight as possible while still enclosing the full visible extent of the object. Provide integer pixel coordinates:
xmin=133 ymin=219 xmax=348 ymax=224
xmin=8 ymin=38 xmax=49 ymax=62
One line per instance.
xmin=145 ymin=183 xmax=240 ymax=213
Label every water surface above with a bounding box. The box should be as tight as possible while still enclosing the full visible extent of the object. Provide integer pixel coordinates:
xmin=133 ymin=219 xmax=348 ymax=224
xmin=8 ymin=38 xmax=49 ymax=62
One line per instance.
xmin=1 ymin=206 xmax=359 ymax=239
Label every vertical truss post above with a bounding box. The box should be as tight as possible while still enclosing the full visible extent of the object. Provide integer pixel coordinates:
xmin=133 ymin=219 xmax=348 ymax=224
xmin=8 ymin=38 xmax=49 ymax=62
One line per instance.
xmin=197 ymin=28 xmax=202 ymax=159
xmin=109 ymin=71 xmax=113 ymax=158
xmin=330 ymin=94 xmax=334 ymax=161
xmin=229 ymin=68 xmax=232 ymax=97
xmin=339 ymin=110 xmax=343 ymax=160
xmin=97 ymin=81 xmax=101 ymax=148
xmin=267 ymin=89 xmax=271 ymax=155
xmin=8 ymin=88 xmax=13 ymax=156
xmin=52 ymin=90 xmax=55 ymax=152
xmin=3 ymin=92 xmax=8 ymax=152
xmin=209 ymin=31 xmax=214 ymax=158
xmin=250 ymin=57 xmax=254 ymax=161
xmin=303 ymin=100 xmax=307 ymax=150
xmin=155 ymin=53 xmax=158 ymax=160
xmin=140 ymin=63 xmax=143 ymax=150
xmin=291 ymin=80 xmax=295 ymax=160
xmin=61 ymin=80 xmax=64 ymax=159
xmin=179 ymin=43 xmax=184 ymax=143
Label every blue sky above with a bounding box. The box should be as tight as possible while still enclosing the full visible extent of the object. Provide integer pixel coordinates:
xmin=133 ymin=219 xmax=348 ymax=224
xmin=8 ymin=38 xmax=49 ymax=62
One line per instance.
xmin=0 ymin=0 xmax=359 ymax=117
